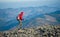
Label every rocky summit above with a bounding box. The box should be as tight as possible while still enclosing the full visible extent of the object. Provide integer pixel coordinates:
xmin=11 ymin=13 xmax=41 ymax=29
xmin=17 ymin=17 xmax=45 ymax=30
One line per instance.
xmin=0 ymin=25 xmax=60 ymax=37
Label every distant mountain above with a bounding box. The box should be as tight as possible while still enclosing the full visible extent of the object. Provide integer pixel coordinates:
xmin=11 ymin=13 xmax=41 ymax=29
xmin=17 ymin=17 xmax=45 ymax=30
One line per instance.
xmin=46 ymin=10 xmax=60 ymax=22
xmin=0 ymin=6 xmax=60 ymax=31
xmin=24 ymin=15 xmax=60 ymax=28
xmin=24 ymin=10 xmax=60 ymax=28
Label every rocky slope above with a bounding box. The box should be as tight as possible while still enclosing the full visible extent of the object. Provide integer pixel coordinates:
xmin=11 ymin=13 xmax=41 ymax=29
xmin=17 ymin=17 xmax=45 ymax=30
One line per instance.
xmin=0 ymin=25 xmax=60 ymax=37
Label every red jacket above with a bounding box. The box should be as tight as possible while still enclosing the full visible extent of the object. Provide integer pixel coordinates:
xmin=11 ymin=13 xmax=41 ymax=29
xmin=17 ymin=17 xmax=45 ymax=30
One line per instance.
xmin=18 ymin=12 xmax=24 ymax=21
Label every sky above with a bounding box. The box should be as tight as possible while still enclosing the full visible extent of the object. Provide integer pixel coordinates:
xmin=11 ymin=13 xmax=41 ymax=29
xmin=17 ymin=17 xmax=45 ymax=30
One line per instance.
xmin=0 ymin=0 xmax=60 ymax=9
xmin=0 ymin=0 xmax=59 ymax=2
xmin=0 ymin=0 xmax=40 ymax=2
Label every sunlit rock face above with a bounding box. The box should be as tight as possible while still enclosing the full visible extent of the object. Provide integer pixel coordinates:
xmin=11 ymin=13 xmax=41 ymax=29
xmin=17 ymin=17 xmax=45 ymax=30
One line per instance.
xmin=0 ymin=6 xmax=60 ymax=31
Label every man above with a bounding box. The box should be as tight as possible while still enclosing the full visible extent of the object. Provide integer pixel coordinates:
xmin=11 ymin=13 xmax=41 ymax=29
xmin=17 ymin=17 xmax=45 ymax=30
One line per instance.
xmin=17 ymin=12 xmax=24 ymax=29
